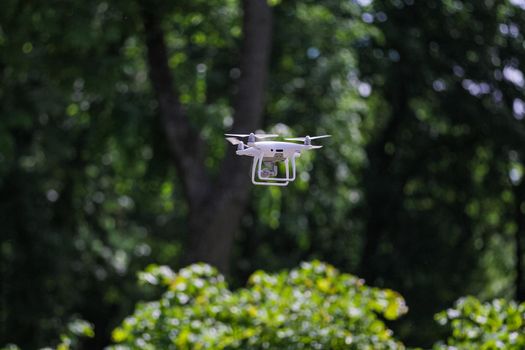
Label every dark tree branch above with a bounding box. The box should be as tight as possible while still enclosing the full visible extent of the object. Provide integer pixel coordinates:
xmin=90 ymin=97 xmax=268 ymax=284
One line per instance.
xmin=358 ymin=78 xmax=409 ymax=278
xmin=141 ymin=0 xmax=273 ymax=272
xmin=513 ymin=175 xmax=525 ymax=302
xmin=184 ymin=0 xmax=273 ymax=271
xmin=141 ymin=6 xmax=210 ymax=208
xmin=231 ymin=0 xmax=273 ymax=132
xmin=218 ymin=0 xmax=273 ymax=188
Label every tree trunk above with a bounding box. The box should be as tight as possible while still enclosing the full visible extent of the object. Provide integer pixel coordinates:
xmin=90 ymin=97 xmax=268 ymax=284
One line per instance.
xmin=514 ymin=180 xmax=525 ymax=302
xmin=185 ymin=159 xmax=254 ymax=271
xmin=141 ymin=0 xmax=273 ymax=273
xmin=358 ymin=79 xmax=408 ymax=280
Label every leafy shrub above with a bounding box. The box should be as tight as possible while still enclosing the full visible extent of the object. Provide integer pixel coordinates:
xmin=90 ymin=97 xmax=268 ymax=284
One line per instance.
xmin=110 ymin=261 xmax=407 ymax=349
xmin=0 ymin=319 xmax=94 ymax=350
xmin=54 ymin=319 xmax=95 ymax=350
xmin=433 ymin=296 xmax=525 ymax=350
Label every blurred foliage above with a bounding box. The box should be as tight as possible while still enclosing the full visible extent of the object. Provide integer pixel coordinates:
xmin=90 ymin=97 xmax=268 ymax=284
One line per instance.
xmin=110 ymin=261 xmax=407 ymax=349
xmin=237 ymin=0 xmax=525 ymax=344
xmin=347 ymin=0 xmax=525 ymax=344
xmin=434 ymin=296 xmax=525 ymax=350
xmin=0 ymin=319 xmax=94 ymax=350
xmin=1 ymin=0 xmax=525 ymax=348
xmin=57 ymin=320 xmax=95 ymax=350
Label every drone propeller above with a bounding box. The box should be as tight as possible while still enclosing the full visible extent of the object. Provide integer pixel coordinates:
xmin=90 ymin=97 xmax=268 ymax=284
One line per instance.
xmin=225 ymin=137 xmax=247 ymax=151
xmin=225 ymin=137 xmax=243 ymax=145
xmin=285 ymin=135 xmax=331 ymax=142
xmin=225 ymin=133 xmax=278 ymax=139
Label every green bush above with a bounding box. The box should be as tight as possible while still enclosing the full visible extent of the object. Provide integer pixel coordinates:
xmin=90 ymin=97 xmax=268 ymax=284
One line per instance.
xmin=434 ymin=296 xmax=525 ymax=350
xmin=8 ymin=263 xmax=525 ymax=350
xmin=110 ymin=261 xmax=408 ymax=349
xmin=0 ymin=319 xmax=93 ymax=350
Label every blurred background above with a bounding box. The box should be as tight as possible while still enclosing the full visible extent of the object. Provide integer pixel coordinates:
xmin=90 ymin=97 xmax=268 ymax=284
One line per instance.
xmin=1 ymin=0 xmax=525 ymax=348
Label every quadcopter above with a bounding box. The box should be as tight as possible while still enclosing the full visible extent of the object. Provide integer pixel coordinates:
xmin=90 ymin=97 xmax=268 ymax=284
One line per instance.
xmin=225 ymin=132 xmax=331 ymax=186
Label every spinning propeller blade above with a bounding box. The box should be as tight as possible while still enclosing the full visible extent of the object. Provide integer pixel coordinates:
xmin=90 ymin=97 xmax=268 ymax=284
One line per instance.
xmin=225 ymin=133 xmax=278 ymax=139
xmin=225 ymin=133 xmax=250 ymax=137
xmin=255 ymin=134 xmax=279 ymax=139
xmin=310 ymin=135 xmax=331 ymax=140
xmin=285 ymin=135 xmax=331 ymax=141
xmin=225 ymin=137 xmax=243 ymax=145
xmin=284 ymin=137 xmax=304 ymax=141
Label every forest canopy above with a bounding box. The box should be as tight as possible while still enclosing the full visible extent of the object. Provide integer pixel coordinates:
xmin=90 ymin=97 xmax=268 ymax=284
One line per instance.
xmin=1 ymin=0 xmax=525 ymax=348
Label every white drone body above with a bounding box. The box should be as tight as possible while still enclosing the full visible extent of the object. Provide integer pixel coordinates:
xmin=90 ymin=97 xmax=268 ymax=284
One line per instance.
xmin=225 ymin=132 xmax=330 ymax=186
